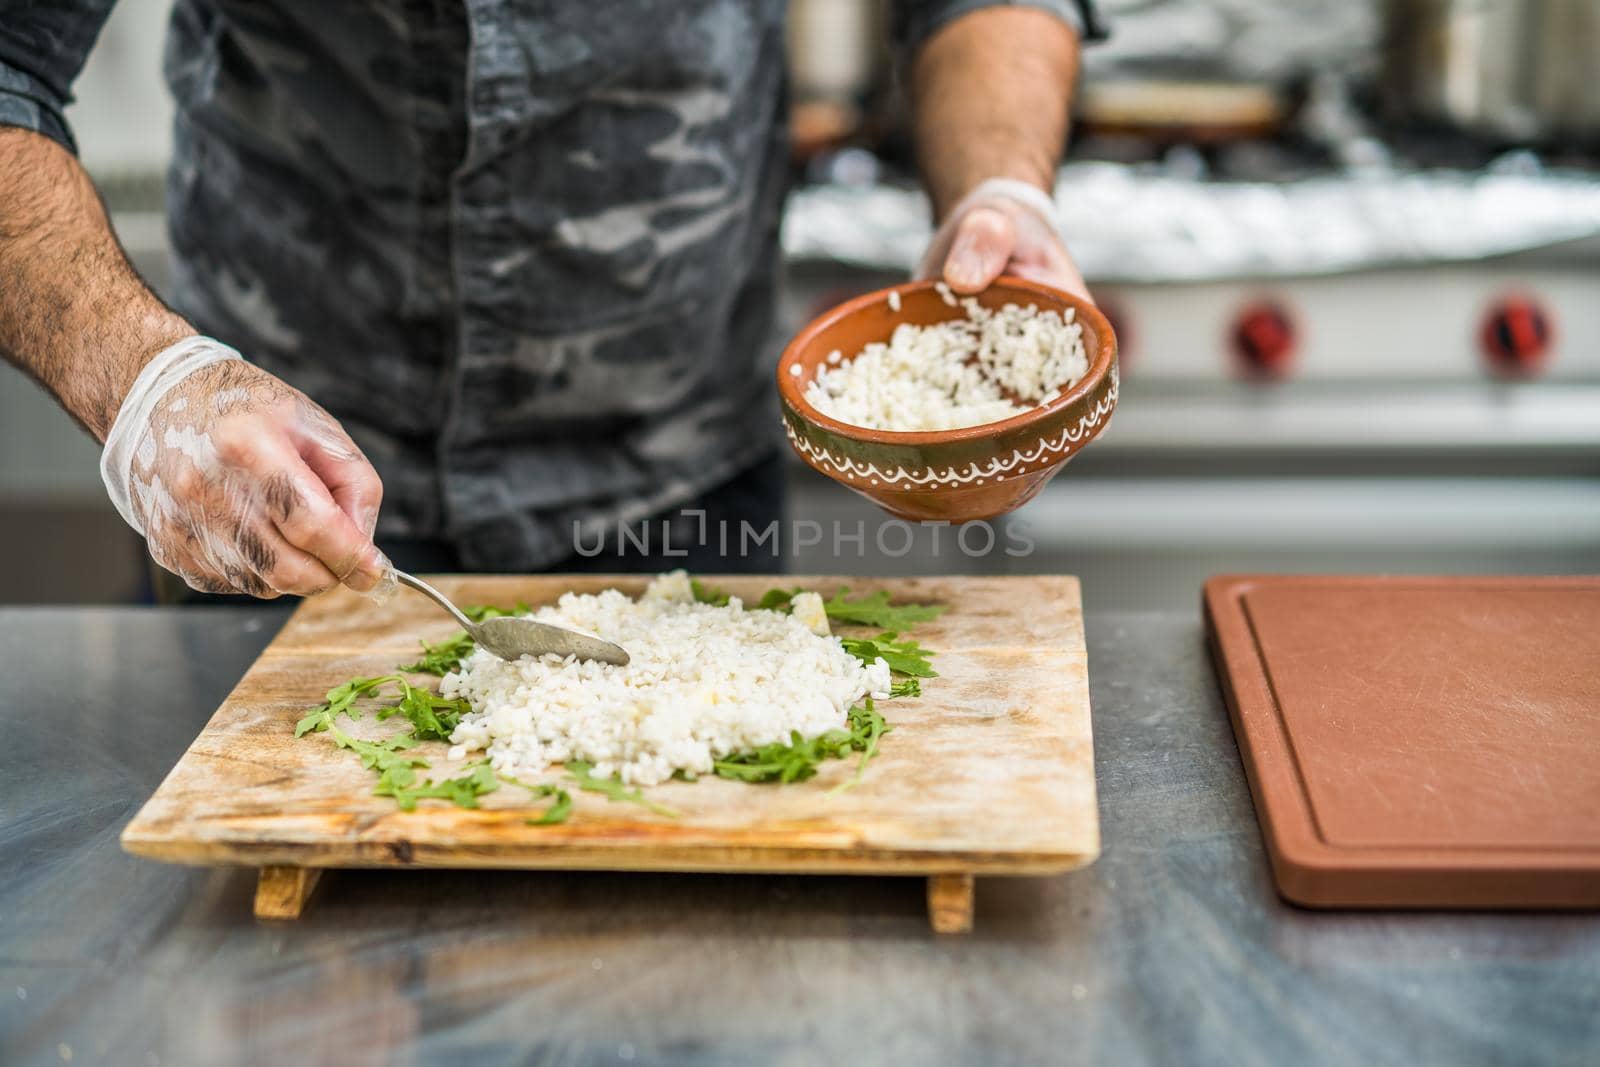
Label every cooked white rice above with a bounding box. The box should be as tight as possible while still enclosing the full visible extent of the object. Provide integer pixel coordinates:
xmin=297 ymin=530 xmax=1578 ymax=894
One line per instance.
xmin=443 ymin=572 xmax=892 ymax=785
xmin=804 ymin=297 xmax=1087 ymax=432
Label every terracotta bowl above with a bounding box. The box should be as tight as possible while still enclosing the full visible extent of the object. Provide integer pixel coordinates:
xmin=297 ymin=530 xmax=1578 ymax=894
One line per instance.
xmin=776 ymin=276 xmax=1119 ymax=523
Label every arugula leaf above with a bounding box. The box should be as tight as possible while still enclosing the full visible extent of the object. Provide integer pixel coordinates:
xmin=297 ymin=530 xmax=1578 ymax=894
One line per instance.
xmin=330 ymin=727 xmax=425 ymax=766
xmin=839 ymin=632 xmax=938 ymax=678
xmin=377 ymin=681 xmax=472 ymax=741
xmin=399 ymin=630 xmax=476 ymax=675
xmin=713 ymin=728 xmax=853 ymax=784
xmin=295 ymin=675 xmax=402 ymax=736
xmin=323 ymin=676 xmax=394 ymax=707
xmin=713 ymin=699 xmax=892 ymax=787
xmin=523 ymin=784 xmax=574 ymax=825
xmin=501 ymin=776 xmax=576 ymax=825
xmin=464 ymin=603 xmax=529 ymax=622
xmin=294 ymin=707 xmax=333 ymax=738
xmin=565 ymin=760 xmax=681 ymax=817
xmin=823 ymin=589 xmax=947 ymax=631
xmin=690 ymin=579 xmax=730 ymax=606
xmin=755 ymin=588 xmax=798 ymax=612
xmin=328 ymin=726 xmax=432 ymax=799
xmin=888 ymin=677 xmax=921 ymax=699
xmin=400 ymin=603 xmax=532 ymax=675
xmin=830 ymin=700 xmax=890 ymax=795
xmin=376 ymin=761 xmax=500 ymax=812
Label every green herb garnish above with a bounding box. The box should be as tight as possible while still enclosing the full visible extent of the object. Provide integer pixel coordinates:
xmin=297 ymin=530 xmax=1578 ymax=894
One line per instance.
xmin=299 ymin=673 xmax=470 ymax=743
xmin=465 ymin=603 xmax=528 ymax=622
xmin=713 ymin=699 xmax=891 ymax=786
xmin=399 ymin=604 xmax=527 ymax=675
xmin=376 ymin=761 xmax=500 ymax=812
xmin=520 ymin=783 xmax=574 ymax=825
xmin=295 ymin=675 xmax=403 ymax=737
xmin=839 ymin=632 xmax=938 ymax=678
xmin=376 ymin=682 xmax=472 ymax=741
xmin=823 ymin=589 xmax=947 ymax=630
xmin=756 ymin=588 xmax=798 ymax=612
xmin=399 ymin=631 xmax=476 ymax=675
xmin=831 ymin=700 xmax=890 ymax=794
xmin=324 ymin=725 xmax=438 ymax=802
xmin=329 ymin=726 xmax=431 ymax=793
xmin=330 ymin=727 xmax=424 ymax=766
xmin=566 ymin=760 xmax=681 ymax=817
xmin=712 ymin=729 xmax=853 ymax=784
xmin=690 ymin=579 xmax=731 ymax=606
xmin=888 ymin=677 xmax=921 ymax=698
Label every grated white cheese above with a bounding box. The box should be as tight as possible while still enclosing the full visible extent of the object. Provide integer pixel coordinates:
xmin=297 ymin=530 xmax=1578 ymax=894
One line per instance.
xmin=443 ymin=572 xmax=890 ymax=785
xmin=790 ymin=591 xmax=830 ymax=636
xmin=804 ymin=297 xmax=1088 ymax=432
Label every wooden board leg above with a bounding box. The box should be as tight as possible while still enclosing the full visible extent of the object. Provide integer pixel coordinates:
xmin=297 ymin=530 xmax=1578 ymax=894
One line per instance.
xmin=255 ymin=867 xmax=323 ymax=920
xmin=927 ymin=873 xmax=975 ymax=934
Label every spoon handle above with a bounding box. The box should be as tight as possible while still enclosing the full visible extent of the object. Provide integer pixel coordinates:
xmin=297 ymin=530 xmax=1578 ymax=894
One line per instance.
xmin=393 ymin=570 xmax=478 ymax=632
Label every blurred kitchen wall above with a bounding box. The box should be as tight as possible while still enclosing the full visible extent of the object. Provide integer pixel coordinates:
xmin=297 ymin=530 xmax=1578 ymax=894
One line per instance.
xmin=1 ymin=0 xmax=1596 ymax=606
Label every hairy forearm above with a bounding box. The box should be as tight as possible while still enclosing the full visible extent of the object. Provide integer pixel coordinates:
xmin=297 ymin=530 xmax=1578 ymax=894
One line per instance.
xmin=0 ymin=127 xmax=192 ymax=441
xmin=911 ymin=7 xmax=1080 ymax=220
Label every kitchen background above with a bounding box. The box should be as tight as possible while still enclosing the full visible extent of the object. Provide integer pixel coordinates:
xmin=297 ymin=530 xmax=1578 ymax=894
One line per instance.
xmin=2 ymin=0 xmax=1597 ymax=609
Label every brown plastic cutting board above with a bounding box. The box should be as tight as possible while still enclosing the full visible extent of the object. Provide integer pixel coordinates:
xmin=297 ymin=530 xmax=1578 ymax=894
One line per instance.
xmin=1204 ymin=575 xmax=1600 ymax=909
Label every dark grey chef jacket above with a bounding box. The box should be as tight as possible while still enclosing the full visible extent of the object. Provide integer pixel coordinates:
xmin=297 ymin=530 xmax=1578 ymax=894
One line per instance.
xmin=0 ymin=0 xmax=1100 ymax=570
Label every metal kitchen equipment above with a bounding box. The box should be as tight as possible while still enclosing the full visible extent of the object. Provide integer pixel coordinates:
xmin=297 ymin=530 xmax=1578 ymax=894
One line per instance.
xmin=1075 ymin=78 xmax=1290 ymax=144
xmin=1382 ymin=0 xmax=1600 ymax=143
xmin=779 ymin=160 xmax=1600 ymax=607
xmin=395 ymin=570 xmax=630 ymax=666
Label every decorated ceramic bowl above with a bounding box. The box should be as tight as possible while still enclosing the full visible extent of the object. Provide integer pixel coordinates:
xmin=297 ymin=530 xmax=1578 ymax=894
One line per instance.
xmin=776 ymin=277 xmax=1118 ymax=523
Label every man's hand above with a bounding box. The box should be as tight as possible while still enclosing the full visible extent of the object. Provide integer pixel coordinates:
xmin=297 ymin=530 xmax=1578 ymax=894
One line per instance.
xmin=908 ymin=7 xmax=1089 ymax=301
xmin=104 ymin=342 xmax=390 ymax=598
xmin=0 ymin=130 xmax=387 ymax=599
xmin=918 ymin=178 xmax=1090 ymax=300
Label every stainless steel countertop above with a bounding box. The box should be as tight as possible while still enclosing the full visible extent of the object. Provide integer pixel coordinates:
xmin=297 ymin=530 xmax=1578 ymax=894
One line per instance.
xmin=1 ymin=607 xmax=1595 ymax=1066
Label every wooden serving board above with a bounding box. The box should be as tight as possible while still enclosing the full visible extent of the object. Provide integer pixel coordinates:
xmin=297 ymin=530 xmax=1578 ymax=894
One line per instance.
xmin=122 ymin=575 xmax=1099 ymax=932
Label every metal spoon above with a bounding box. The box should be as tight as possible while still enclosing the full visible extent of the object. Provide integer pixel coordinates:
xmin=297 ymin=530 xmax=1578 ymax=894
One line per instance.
xmin=394 ymin=570 xmax=630 ymax=666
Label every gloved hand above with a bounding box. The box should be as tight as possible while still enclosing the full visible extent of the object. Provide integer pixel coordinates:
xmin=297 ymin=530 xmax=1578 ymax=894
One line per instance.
xmin=917 ymin=177 xmax=1091 ymax=301
xmin=101 ymin=336 xmax=394 ymax=599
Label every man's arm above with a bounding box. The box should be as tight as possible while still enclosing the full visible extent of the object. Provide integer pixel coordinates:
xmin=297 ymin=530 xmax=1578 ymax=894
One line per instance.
xmin=0 ymin=1 xmax=390 ymax=598
xmin=906 ymin=5 xmax=1089 ymax=298
xmin=0 ymin=127 xmax=388 ymax=597
xmin=0 ymin=127 xmax=192 ymax=440
xmin=911 ymin=6 xmax=1078 ymax=219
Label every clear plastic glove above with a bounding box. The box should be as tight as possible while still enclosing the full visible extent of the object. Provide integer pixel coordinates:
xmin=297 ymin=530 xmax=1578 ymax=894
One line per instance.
xmin=101 ymin=336 xmax=395 ymax=599
xmin=917 ymin=177 xmax=1091 ymax=301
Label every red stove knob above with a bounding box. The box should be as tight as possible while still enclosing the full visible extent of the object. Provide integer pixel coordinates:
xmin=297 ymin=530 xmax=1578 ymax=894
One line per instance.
xmin=1231 ymin=300 xmax=1296 ymax=379
xmin=1480 ymin=295 xmax=1554 ymax=378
